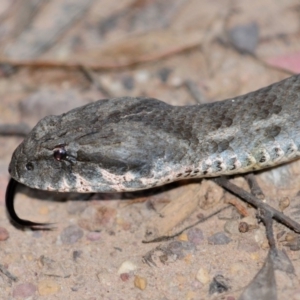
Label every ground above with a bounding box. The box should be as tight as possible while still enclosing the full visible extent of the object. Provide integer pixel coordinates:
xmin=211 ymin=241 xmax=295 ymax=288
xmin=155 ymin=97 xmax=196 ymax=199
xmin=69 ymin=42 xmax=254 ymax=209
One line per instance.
xmin=1 ymin=0 xmax=300 ymax=299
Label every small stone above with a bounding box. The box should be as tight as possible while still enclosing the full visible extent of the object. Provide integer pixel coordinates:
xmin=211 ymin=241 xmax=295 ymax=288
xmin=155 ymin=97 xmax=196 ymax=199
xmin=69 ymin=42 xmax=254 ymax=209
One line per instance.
xmin=261 ymin=239 xmax=270 ymax=250
xmin=196 ymin=268 xmax=210 ymax=284
xmin=187 ymin=228 xmax=204 ymax=245
xmin=178 ymin=233 xmax=188 ymax=241
xmin=254 ymin=228 xmax=267 ymax=247
xmin=228 ymin=22 xmax=259 ymax=54
xmin=38 ymin=279 xmax=60 ymax=296
xmin=96 ymin=268 xmax=111 ymax=285
xmin=285 ymin=237 xmax=300 ymax=251
xmin=38 ymin=255 xmax=73 ymax=278
xmin=224 ymin=220 xmax=240 ymax=235
xmin=166 ymin=241 xmax=196 ymax=259
xmin=60 ymin=225 xmax=83 ymax=244
xmin=209 ymin=275 xmax=230 ymax=295
xmin=120 ymin=273 xmax=130 ymax=282
xmin=0 ymin=227 xmax=9 ymax=241
xmin=208 ymin=232 xmax=232 ymax=245
xmin=117 ymin=261 xmax=137 ymax=275
xmin=73 ymin=250 xmax=82 ymax=262
xmin=238 ymin=238 xmax=260 ymax=253
xmin=38 ymin=206 xmax=49 ymax=215
xmin=285 ymin=232 xmax=298 ymax=242
xmin=238 ymin=222 xmax=249 ymax=233
xmin=13 ymin=283 xmax=37 ymax=298
xmin=186 ymin=290 xmax=196 ymax=300
xmin=134 ymin=275 xmax=147 ymax=290
xmin=135 ymin=70 xmax=149 ymax=83
xmin=170 ymin=76 xmax=183 ymax=87
xmin=86 ymin=231 xmax=101 ymax=241
xmin=279 ymin=197 xmax=290 ymax=211
xmin=122 ymin=75 xmax=135 ymax=90
xmin=157 ymin=67 xmax=172 ymax=82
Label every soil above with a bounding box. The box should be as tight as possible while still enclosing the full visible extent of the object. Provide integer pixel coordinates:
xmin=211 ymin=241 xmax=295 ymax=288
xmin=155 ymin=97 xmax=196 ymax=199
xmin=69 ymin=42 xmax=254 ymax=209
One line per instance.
xmin=1 ymin=0 xmax=300 ymax=299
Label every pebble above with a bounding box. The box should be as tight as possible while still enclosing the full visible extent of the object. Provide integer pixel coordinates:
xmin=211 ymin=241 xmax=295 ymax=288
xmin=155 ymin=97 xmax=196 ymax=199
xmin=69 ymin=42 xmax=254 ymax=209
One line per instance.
xmin=196 ymin=268 xmax=210 ymax=284
xmin=166 ymin=241 xmax=196 ymax=259
xmin=228 ymin=22 xmax=259 ymax=54
xmin=134 ymin=275 xmax=147 ymax=290
xmin=209 ymin=275 xmax=230 ymax=295
xmin=157 ymin=67 xmax=172 ymax=83
xmin=178 ymin=233 xmax=188 ymax=241
xmin=237 ymin=238 xmax=260 ymax=253
xmin=38 ymin=279 xmax=60 ymax=296
xmin=135 ymin=70 xmax=149 ymax=83
xmin=60 ymin=225 xmax=83 ymax=244
xmin=73 ymin=250 xmax=82 ymax=262
xmin=96 ymin=268 xmax=112 ymax=285
xmin=38 ymin=255 xmax=73 ymax=278
xmin=187 ymin=228 xmax=204 ymax=245
xmin=120 ymin=273 xmax=130 ymax=282
xmin=238 ymin=222 xmax=249 ymax=233
xmin=254 ymin=227 xmax=267 ymax=247
xmin=285 ymin=237 xmax=300 ymax=251
xmin=117 ymin=260 xmax=137 ymax=275
xmin=12 ymin=282 xmax=37 ymax=298
xmin=186 ymin=290 xmax=196 ymax=300
xmin=208 ymin=232 xmax=232 ymax=245
xmin=0 ymin=227 xmax=9 ymax=241
xmin=38 ymin=206 xmax=49 ymax=215
xmin=224 ymin=220 xmax=240 ymax=235
xmin=279 ymin=197 xmax=290 ymax=211
xmin=86 ymin=231 xmax=102 ymax=241
xmin=122 ymin=75 xmax=135 ymax=90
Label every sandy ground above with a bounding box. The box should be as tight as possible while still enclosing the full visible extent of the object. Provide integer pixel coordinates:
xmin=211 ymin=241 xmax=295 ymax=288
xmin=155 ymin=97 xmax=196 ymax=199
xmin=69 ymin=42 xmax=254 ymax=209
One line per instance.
xmin=1 ymin=0 xmax=300 ymax=299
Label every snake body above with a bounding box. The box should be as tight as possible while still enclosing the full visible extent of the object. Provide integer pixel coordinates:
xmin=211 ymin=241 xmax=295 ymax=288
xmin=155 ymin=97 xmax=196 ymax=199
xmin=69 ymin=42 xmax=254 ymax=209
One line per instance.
xmin=8 ymin=74 xmax=300 ymax=197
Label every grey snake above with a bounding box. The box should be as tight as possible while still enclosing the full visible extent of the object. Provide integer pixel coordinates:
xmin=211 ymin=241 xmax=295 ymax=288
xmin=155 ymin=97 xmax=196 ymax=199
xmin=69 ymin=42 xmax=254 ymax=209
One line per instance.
xmin=6 ymin=74 xmax=300 ymax=227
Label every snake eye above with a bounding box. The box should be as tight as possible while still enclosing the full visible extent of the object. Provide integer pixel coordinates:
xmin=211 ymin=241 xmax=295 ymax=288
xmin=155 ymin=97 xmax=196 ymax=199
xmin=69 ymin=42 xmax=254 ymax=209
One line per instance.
xmin=53 ymin=147 xmax=67 ymax=161
xmin=25 ymin=162 xmax=34 ymax=171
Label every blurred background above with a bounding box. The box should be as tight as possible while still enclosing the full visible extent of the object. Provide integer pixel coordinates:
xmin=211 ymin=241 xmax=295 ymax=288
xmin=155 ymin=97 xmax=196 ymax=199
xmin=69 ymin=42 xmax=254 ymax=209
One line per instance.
xmin=0 ymin=0 xmax=300 ymax=299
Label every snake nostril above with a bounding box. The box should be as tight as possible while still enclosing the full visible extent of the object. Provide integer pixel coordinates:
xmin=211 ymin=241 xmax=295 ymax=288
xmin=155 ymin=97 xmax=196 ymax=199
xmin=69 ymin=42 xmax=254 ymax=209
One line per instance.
xmin=25 ymin=162 xmax=34 ymax=171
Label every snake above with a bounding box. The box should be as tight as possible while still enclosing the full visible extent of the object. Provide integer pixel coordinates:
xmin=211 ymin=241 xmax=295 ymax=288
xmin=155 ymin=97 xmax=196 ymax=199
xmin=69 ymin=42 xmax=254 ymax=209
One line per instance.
xmin=6 ymin=74 xmax=300 ymax=227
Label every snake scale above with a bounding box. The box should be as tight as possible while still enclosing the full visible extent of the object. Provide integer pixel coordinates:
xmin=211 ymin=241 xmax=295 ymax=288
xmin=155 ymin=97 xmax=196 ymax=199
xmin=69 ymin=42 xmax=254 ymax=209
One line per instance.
xmin=6 ymin=74 xmax=300 ymax=227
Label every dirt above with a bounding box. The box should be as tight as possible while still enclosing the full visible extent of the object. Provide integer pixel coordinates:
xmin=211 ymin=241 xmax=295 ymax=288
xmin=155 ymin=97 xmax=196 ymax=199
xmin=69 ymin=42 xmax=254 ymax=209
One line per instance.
xmin=1 ymin=0 xmax=300 ymax=299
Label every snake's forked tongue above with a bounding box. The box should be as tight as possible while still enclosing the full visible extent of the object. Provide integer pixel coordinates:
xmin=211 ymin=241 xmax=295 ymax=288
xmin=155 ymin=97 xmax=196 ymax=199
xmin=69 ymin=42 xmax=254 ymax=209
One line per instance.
xmin=5 ymin=178 xmax=53 ymax=229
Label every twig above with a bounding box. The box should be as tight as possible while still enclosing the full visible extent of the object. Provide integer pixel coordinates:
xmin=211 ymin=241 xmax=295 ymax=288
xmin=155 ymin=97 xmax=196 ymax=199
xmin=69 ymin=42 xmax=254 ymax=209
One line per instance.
xmin=0 ymin=123 xmax=31 ymax=137
xmin=225 ymin=198 xmax=249 ymax=217
xmin=79 ymin=65 xmax=113 ymax=98
xmin=257 ymin=208 xmax=277 ymax=253
xmin=184 ymin=80 xmax=207 ymax=104
xmin=142 ymin=205 xmax=230 ymax=243
xmin=213 ymin=177 xmax=300 ymax=233
xmin=0 ymin=263 xmax=18 ymax=282
xmin=0 ymin=40 xmax=201 ymax=71
xmin=245 ymin=173 xmax=265 ymax=200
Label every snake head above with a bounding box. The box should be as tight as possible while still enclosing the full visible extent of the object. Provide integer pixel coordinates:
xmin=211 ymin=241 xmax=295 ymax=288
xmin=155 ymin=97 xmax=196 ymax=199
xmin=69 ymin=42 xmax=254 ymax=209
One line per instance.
xmin=8 ymin=97 xmax=188 ymax=193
